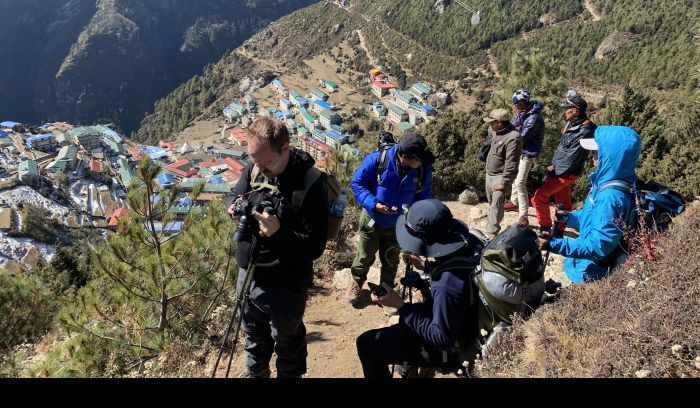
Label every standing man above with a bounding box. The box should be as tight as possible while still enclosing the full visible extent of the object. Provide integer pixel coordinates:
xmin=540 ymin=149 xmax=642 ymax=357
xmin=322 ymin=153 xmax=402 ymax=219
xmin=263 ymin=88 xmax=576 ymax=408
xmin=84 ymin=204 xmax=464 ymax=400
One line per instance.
xmin=504 ymin=89 xmax=545 ymax=225
xmin=531 ymin=91 xmax=596 ymax=233
xmin=348 ymin=132 xmax=434 ymax=305
xmin=226 ymin=118 xmax=328 ymax=378
xmin=539 ymin=126 xmax=641 ymax=283
xmin=484 ymin=108 xmax=522 ymax=239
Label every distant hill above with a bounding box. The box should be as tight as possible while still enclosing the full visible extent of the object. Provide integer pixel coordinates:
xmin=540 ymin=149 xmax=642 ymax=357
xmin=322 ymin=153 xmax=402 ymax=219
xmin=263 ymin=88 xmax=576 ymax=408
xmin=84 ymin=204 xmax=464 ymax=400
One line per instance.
xmin=0 ymin=0 xmax=317 ymax=133
xmin=136 ymin=0 xmax=699 ymax=143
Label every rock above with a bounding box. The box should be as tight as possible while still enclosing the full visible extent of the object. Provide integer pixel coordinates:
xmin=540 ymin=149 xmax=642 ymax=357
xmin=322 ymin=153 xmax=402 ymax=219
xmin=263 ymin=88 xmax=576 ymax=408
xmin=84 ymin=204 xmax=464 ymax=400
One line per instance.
xmin=238 ymin=77 xmax=252 ymax=93
xmin=626 ymin=267 xmax=636 ymax=275
xmin=635 ymin=369 xmax=652 ymax=378
xmin=626 ymin=280 xmax=637 ymax=289
xmin=470 ymin=208 xmax=486 ymax=222
xmin=671 ymin=344 xmax=685 ymax=358
xmin=595 ymin=32 xmax=638 ymax=60
xmin=459 ymin=188 xmax=480 ymax=205
xmin=330 ymin=23 xmax=343 ymax=35
xmin=694 ymin=356 xmax=700 ymax=370
xmin=332 ymin=268 xmax=353 ymax=289
xmin=538 ymin=12 xmax=558 ymax=25
xmin=433 ymin=0 xmax=450 ymax=14
xmin=427 ymin=92 xmax=452 ymax=109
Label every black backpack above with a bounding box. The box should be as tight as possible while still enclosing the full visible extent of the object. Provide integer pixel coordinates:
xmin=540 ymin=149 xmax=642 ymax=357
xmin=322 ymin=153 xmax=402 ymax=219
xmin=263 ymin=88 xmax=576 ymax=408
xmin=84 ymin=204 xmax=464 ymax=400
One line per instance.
xmin=475 ymin=224 xmax=545 ymax=331
xmin=375 ymin=131 xmax=426 ymax=194
xmin=477 ymin=134 xmax=491 ymax=162
xmin=596 ymin=178 xmax=685 ymax=266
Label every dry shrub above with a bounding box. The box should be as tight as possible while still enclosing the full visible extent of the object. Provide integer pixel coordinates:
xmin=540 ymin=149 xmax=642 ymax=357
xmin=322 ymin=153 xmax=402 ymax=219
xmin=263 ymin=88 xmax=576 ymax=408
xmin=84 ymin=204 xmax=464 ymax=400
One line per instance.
xmin=478 ymin=203 xmax=700 ymax=378
xmin=314 ymin=205 xmax=360 ymax=279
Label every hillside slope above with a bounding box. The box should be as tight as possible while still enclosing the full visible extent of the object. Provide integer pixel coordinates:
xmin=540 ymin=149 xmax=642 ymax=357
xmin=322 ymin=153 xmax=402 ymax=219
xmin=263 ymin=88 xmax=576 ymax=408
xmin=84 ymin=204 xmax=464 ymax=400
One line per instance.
xmin=0 ymin=0 xmax=317 ymax=132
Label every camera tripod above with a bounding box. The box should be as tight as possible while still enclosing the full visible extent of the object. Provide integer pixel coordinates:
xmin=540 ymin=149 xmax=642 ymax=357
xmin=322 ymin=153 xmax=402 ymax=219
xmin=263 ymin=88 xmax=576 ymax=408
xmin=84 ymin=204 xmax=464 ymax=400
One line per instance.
xmin=210 ymin=235 xmax=259 ymax=378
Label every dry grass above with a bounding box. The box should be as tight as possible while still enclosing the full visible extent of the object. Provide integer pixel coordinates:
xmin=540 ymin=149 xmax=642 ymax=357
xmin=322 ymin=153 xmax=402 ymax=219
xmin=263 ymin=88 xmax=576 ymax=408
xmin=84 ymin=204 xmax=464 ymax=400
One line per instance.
xmin=314 ymin=205 xmax=360 ymax=279
xmin=479 ymin=202 xmax=700 ymax=378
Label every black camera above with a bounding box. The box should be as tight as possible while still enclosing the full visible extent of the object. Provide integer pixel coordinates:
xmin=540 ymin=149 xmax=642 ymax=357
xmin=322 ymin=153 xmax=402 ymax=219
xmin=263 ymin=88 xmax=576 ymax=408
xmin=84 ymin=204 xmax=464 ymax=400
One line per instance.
xmin=232 ymin=199 xmax=274 ymax=242
xmin=401 ymin=270 xmax=430 ymax=292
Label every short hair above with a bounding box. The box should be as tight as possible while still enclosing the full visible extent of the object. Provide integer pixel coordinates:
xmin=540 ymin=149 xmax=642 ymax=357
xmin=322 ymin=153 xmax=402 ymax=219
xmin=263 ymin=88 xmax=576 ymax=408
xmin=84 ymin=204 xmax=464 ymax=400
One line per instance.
xmin=247 ymin=118 xmax=289 ymax=153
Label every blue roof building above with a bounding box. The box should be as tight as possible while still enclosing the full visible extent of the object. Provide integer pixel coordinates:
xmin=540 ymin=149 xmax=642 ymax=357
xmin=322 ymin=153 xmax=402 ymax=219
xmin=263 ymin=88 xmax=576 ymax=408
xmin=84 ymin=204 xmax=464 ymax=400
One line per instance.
xmin=157 ymin=173 xmax=175 ymax=188
xmin=0 ymin=130 xmax=8 ymax=138
xmin=0 ymin=121 xmax=20 ymax=128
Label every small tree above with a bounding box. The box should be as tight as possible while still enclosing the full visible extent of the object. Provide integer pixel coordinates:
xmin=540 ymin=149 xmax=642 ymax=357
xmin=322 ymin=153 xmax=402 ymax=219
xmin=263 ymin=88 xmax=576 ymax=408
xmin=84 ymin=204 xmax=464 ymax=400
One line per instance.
xmin=60 ymin=159 xmax=237 ymax=372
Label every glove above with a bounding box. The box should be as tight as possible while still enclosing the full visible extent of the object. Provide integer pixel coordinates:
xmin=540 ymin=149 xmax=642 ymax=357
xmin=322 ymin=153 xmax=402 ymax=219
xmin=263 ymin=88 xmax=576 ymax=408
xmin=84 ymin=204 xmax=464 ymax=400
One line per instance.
xmin=554 ymin=209 xmax=569 ymax=225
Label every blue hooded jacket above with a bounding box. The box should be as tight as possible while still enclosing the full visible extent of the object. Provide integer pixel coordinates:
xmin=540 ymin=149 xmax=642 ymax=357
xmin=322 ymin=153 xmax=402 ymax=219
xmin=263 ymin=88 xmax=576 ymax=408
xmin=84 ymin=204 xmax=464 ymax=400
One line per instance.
xmin=511 ymin=100 xmax=544 ymax=158
xmin=549 ymin=126 xmax=641 ymax=284
xmin=351 ymin=144 xmax=433 ymax=228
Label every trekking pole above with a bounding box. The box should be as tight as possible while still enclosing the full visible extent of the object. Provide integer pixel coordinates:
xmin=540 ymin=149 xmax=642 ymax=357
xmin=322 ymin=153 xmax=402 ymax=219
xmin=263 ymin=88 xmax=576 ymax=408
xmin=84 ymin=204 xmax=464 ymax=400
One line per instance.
xmin=211 ymin=236 xmax=259 ymax=378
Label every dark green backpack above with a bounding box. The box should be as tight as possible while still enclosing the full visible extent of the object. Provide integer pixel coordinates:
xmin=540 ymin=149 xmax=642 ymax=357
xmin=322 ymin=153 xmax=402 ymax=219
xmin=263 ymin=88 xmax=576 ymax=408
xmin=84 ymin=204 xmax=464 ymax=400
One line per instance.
xmin=475 ymin=224 xmax=545 ymax=331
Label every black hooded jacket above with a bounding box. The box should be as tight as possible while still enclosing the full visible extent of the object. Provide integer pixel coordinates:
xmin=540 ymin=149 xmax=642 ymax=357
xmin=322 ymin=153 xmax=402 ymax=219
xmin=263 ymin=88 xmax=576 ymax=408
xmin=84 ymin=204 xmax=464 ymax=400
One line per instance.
xmin=551 ymin=116 xmax=597 ymax=177
xmin=228 ymin=148 xmax=328 ymax=289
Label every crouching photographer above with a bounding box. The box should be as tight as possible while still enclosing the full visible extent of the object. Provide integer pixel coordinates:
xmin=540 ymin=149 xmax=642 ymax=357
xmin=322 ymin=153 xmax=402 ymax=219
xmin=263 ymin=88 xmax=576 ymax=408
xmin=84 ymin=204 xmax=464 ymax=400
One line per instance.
xmin=355 ymin=199 xmax=482 ymax=378
xmin=225 ymin=118 xmax=328 ymax=378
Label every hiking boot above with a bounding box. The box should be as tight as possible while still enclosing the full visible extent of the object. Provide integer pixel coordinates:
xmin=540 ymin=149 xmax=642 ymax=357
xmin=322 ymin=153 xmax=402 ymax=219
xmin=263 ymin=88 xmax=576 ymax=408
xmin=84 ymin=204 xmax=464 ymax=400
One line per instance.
xmin=346 ymin=280 xmax=363 ymax=304
xmin=238 ymin=367 xmax=271 ymax=378
xmin=503 ymin=202 xmax=518 ymax=212
xmin=518 ymin=215 xmax=529 ymax=226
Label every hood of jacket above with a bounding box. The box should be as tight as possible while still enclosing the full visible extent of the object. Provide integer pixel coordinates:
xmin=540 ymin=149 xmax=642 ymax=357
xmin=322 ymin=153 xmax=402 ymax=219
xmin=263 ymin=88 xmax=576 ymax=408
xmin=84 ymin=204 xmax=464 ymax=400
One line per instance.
xmin=589 ymin=126 xmax=641 ymax=188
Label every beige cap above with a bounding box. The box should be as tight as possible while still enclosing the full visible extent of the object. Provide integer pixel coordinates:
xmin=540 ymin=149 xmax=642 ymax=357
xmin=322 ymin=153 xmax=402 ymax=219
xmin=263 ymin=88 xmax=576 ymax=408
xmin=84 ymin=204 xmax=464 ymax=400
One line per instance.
xmin=483 ymin=108 xmax=511 ymax=123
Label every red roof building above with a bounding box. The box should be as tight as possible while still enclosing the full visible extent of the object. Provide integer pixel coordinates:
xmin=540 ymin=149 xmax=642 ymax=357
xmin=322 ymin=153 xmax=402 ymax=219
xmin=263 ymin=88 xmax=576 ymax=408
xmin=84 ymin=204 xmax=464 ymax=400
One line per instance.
xmin=223 ymin=157 xmax=246 ymax=173
xmin=127 ymin=146 xmax=144 ymax=160
xmin=164 ymin=159 xmax=198 ymax=178
xmin=230 ymin=128 xmax=248 ymax=146
xmin=159 ymin=140 xmax=176 ymax=151
xmin=221 ymin=169 xmax=241 ymax=183
xmin=108 ymin=207 xmax=131 ymax=228
xmin=198 ymin=160 xmax=226 ymax=168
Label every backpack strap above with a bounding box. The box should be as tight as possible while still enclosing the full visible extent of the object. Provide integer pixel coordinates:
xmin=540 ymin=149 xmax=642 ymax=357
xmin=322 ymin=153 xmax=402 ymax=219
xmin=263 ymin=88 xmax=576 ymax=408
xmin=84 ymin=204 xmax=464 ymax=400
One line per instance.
xmin=431 ymin=256 xmax=479 ymax=307
xmin=376 ymin=145 xmax=426 ymax=194
xmin=291 ymin=167 xmax=322 ymax=210
xmin=250 ymin=165 xmax=282 ymax=196
xmin=598 ymin=180 xmax=634 ymax=195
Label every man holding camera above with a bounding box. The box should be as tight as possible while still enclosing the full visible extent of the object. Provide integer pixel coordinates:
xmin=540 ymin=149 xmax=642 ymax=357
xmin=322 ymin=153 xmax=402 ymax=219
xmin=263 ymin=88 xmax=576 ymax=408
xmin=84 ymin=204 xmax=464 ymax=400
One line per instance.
xmin=355 ymin=199 xmax=481 ymax=378
xmin=226 ymin=118 xmax=328 ymax=378
xmin=347 ymin=132 xmax=434 ymax=305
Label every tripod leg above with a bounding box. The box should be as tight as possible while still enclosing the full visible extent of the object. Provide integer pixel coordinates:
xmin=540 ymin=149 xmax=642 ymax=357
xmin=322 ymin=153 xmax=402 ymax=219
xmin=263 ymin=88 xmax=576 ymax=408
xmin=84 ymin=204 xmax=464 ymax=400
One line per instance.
xmin=224 ymin=262 xmax=256 ymax=378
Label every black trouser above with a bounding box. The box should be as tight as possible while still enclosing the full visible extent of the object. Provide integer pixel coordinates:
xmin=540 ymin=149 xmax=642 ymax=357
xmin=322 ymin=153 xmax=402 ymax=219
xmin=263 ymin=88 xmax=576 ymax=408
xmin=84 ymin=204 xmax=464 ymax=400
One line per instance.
xmin=356 ymin=321 xmax=464 ymax=378
xmin=237 ymin=268 xmax=308 ymax=378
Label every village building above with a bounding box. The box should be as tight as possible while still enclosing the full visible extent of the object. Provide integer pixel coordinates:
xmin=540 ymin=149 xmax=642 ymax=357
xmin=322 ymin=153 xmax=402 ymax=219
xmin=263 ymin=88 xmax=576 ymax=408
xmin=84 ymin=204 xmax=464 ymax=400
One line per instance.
xmin=309 ymin=88 xmax=329 ymax=102
xmin=410 ymin=83 xmax=431 ymax=101
xmin=18 ymin=160 xmax=39 ymax=183
xmin=25 ymin=133 xmax=58 ymax=152
xmin=387 ymin=103 xmax=408 ymax=124
xmin=319 ymin=109 xmax=341 ymax=129
xmin=68 ymin=127 xmax=102 ymax=150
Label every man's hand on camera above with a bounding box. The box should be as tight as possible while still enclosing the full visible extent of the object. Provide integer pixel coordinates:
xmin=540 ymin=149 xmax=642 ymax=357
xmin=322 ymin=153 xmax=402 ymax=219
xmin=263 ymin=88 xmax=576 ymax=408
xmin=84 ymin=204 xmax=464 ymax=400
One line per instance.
xmin=252 ymin=210 xmax=280 ymax=237
xmin=371 ymin=283 xmax=404 ymax=309
xmin=401 ymin=252 xmax=425 ymax=271
xmin=227 ymin=197 xmax=243 ymax=220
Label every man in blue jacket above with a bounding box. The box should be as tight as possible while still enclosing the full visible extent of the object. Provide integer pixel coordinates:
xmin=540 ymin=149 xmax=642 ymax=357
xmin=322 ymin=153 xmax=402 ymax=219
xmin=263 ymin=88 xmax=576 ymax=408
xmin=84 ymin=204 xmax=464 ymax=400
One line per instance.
xmin=356 ymin=199 xmax=480 ymax=378
xmin=539 ymin=126 xmax=641 ymax=283
xmin=504 ymin=89 xmax=545 ymax=224
xmin=347 ymin=132 xmax=433 ymax=305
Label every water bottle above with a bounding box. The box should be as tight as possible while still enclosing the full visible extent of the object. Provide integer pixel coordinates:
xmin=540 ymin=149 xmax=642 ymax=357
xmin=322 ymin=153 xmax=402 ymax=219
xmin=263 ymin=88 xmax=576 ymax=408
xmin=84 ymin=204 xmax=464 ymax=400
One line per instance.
xmin=331 ymin=189 xmax=348 ymax=217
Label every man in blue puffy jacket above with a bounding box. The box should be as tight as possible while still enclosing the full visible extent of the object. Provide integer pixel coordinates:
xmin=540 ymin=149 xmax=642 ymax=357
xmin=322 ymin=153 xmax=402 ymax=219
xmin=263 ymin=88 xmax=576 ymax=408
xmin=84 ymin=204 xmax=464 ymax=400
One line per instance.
xmin=347 ymin=132 xmax=434 ymax=305
xmin=504 ymin=89 xmax=545 ymax=224
xmin=539 ymin=126 xmax=641 ymax=283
